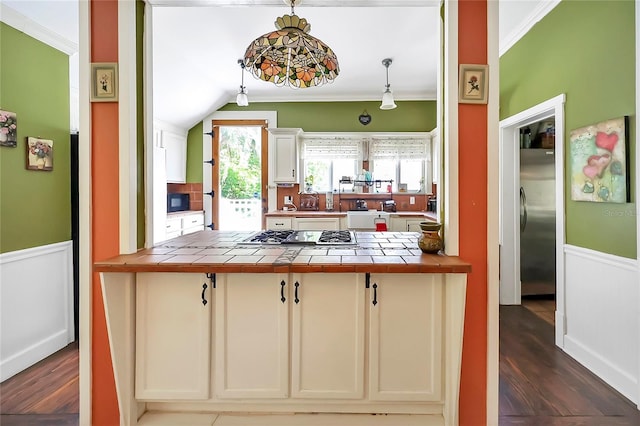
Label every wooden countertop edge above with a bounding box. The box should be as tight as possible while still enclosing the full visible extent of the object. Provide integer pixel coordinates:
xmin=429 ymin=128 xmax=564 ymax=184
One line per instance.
xmin=94 ymin=261 xmax=471 ymax=274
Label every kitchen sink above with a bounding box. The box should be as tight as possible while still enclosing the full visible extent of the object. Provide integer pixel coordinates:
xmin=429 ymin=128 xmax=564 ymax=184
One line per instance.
xmin=346 ymin=210 xmax=390 ymax=230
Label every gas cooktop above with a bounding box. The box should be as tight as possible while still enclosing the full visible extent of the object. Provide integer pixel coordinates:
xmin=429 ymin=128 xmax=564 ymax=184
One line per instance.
xmin=243 ymin=230 xmax=356 ymax=246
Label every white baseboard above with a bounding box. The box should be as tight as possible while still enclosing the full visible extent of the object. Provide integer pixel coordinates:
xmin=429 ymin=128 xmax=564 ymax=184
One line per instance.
xmin=562 ymin=244 xmax=638 ymax=405
xmin=564 ymin=335 xmax=638 ymax=404
xmin=0 ymin=241 xmax=74 ymax=381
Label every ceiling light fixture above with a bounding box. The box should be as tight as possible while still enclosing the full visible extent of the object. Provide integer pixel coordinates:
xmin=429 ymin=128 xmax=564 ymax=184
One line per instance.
xmin=243 ymin=0 xmax=339 ymax=89
xmin=236 ymin=59 xmax=249 ymax=107
xmin=380 ymin=58 xmax=397 ymax=110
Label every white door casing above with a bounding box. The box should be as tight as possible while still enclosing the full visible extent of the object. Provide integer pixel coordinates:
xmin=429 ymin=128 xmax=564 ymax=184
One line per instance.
xmin=498 ymin=93 xmax=566 ymax=347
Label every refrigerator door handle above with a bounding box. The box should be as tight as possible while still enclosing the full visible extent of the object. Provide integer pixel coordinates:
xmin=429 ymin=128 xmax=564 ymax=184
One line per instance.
xmin=520 ymin=186 xmax=528 ymax=232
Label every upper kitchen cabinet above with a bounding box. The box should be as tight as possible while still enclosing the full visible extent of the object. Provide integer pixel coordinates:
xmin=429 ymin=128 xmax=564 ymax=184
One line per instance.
xmin=163 ymin=130 xmax=188 ymax=183
xmin=268 ymin=128 xmax=301 ymax=184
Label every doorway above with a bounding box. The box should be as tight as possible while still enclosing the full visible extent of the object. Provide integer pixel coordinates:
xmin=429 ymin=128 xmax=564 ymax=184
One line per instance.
xmin=499 ymin=94 xmax=566 ymax=347
xmin=211 ymin=120 xmax=268 ymax=231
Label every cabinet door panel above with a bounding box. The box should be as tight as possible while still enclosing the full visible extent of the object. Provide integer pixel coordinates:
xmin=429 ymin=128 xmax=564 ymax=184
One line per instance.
xmin=291 ymin=273 xmax=365 ymax=399
xmin=135 ymin=273 xmax=211 ymax=400
xmin=273 ymin=134 xmax=297 ymax=183
xmin=369 ymin=274 xmax=442 ymax=401
xmin=293 ymin=218 xmax=340 ymax=230
xmin=215 ymin=273 xmax=289 ymax=399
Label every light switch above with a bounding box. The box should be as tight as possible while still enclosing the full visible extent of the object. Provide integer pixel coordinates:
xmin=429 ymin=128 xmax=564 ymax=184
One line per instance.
xmin=410 ymin=196 xmax=415 ymax=205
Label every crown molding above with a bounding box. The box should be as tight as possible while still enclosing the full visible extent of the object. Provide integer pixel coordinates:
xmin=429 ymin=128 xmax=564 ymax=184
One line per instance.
xmin=499 ymin=0 xmax=561 ymax=57
xmin=145 ymin=0 xmax=439 ymax=7
xmin=0 ymin=3 xmax=78 ymax=55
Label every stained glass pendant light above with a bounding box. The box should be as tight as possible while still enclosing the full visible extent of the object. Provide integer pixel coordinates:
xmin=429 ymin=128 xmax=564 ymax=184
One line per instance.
xmin=243 ymin=0 xmax=339 ymax=89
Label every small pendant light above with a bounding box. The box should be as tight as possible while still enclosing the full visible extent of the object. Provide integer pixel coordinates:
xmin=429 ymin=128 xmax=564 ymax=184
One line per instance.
xmin=380 ymin=58 xmax=397 ymax=110
xmin=236 ymin=59 xmax=249 ymax=107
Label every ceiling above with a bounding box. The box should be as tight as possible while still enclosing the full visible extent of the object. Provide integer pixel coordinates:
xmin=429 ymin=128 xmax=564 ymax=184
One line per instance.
xmin=2 ymin=0 xmax=552 ymax=131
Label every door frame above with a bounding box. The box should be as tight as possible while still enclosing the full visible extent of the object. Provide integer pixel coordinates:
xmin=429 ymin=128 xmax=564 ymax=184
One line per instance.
xmin=211 ymin=119 xmax=269 ymax=230
xmin=499 ymin=93 xmax=566 ymax=347
xmin=203 ymin=111 xmax=278 ymax=232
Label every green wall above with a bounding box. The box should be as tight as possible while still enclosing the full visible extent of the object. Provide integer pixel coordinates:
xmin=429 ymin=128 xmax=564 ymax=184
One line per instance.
xmin=186 ymin=100 xmax=436 ymax=182
xmin=500 ymin=0 xmax=636 ymax=258
xmin=0 ymin=23 xmax=71 ymax=253
xmin=186 ymin=121 xmax=204 ymax=183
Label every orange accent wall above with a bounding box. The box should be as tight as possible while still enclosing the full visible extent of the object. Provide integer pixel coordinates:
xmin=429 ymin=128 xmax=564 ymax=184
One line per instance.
xmin=90 ymin=0 xmax=120 ymax=424
xmin=457 ymin=1 xmax=488 ymax=425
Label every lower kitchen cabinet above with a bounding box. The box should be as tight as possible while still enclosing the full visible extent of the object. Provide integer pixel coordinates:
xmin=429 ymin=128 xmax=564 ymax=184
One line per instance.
xmin=389 ymin=216 xmax=425 ymax=232
xmin=293 ymin=217 xmax=340 ymax=230
xmin=214 ymin=273 xmax=289 ymax=399
xmin=291 ymin=273 xmax=366 ymax=399
xmin=135 ymin=273 xmax=211 ymax=400
xmin=214 ymin=273 xmax=365 ymax=401
xmin=368 ymin=274 xmax=442 ymax=401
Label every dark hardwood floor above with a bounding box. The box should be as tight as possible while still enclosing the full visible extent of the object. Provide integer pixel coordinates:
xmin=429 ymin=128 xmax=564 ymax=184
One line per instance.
xmin=1 ymin=309 xmax=638 ymax=426
xmin=500 ymin=304 xmax=640 ymax=425
xmin=0 ymin=341 xmax=79 ymax=426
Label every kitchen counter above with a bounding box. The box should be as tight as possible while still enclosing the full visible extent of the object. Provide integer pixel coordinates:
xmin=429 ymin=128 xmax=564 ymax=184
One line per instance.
xmin=94 ymin=230 xmax=470 ymax=274
xmin=266 ymin=210 xmax=438 ymax=220
xmin=96 ymin=230 xmax=469 ymax=426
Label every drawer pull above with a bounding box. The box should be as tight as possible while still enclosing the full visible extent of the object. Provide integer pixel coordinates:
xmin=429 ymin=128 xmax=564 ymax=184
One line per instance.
xmin=280 ymin=280 xmax=286 ymax=303
xmin=372 ymin=283 xmax=378 ymax=306
xmin=294 ymin=281 xmax=300 ymax=304
xmin=201 ymin=283 xmax=208 ymax=306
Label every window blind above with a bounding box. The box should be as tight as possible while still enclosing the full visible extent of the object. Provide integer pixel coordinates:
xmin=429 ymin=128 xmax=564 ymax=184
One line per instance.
xmin=370 ymin=138 xmax=430 ymax=160
xmin=302 ymin=138 xmax=361 ymax=160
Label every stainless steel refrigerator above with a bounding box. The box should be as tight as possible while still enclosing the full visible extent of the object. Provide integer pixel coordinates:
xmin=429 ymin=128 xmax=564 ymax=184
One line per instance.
xmin=520 ymin=149 xmax=556 ymax=296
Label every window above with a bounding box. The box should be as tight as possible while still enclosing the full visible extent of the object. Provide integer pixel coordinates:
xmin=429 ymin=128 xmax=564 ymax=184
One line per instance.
xmin=302 ymin=138 xmax=360 ymax=192
xmin=370 ymin=138 xmax=430 ymax=193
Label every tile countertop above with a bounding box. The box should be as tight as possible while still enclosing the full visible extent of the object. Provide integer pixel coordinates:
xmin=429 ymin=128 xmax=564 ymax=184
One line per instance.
xmin=94 ymin=230 xmax=470 ymax=274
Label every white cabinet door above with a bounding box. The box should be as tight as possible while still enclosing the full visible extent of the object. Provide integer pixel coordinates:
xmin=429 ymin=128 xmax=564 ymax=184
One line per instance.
xmin=164 ymin=130 xmax=187 ymax=183
xmin=182 ymin=211 xmax=205 ymax=235
xmin=293 ymin=217 xmax=340 ymax=230
xmin=165 ymin=217 xmax=182 ymax=240
xmin=269 ymin=128 xmax=301 ymax=183
xmin=291 ymin=273 xmax=365 ymax=399
xmin=368 ymin=273 xmax=442 ymax=401
xmin=135 ymin=273 xmax=211 ymax=400
xmin=266 ymin=217 xmax=293 ymax=230
xmin=215 ymin=273 xmax=289 ymax=399
xmin=406 ymin=218 xmax=424 ymax=232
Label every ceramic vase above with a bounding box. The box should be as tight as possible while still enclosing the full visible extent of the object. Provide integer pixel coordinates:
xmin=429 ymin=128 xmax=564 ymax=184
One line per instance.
xmin=418 ymin=222 xmax=443 ymax=254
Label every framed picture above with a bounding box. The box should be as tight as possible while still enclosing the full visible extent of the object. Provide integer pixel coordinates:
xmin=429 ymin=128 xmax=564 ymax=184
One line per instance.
xmin=90 ymin=62 xmax=118 ymax=102
xmin=26 ymin=137 xmax=54 ymax=171
xmin=569 ymin=116 xmax=629 ymax=203
xmin=459 ymin=64 xmax=488 ymax=104
xmin=0 ymin=110 xmax=18 ymax=147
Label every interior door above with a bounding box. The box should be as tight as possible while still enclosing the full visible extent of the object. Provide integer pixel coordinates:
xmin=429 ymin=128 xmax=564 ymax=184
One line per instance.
xmin=211 ymin=120 xmax=268 ymax=230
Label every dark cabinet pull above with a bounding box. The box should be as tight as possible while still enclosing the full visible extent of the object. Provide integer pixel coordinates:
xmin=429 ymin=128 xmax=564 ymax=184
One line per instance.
xmin=372 ymin=283 xmax=378 ymax=306
xmin=280 ymin=280 xmax=286 ymax=303
xmin=201 ymin=283 xmax=208 ymax=306
xmin=294 ymin=281 xmax=300 ymax=304
xmin=292 ymin=169 xmax=295 ymax=177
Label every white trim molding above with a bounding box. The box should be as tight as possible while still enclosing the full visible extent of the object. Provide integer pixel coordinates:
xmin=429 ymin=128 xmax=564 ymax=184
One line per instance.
xmin=0 ymin=3 xmax=78 ymax=55
xmin=499 ymin=0 xmax=562 ymax=57
xmin=498 ymin=94 xmax=566 ymax=346
xmin=486 ymin=1 xmax=500 ymax=424
xmin=119 ymin=0 xmax=138 ymax=254
xmin=635 ymin=0 xmax=640 ymax=410
xmin=78 ymin=0 xmax=92 ymax=424
xmin=563 ymin=244 xmax=638 ymax=404
xmin=0 ymin=242 xmax=74 ymax=381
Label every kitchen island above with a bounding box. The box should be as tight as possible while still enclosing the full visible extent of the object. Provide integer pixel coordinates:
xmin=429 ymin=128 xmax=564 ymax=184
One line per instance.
xmin=95 ymin=230 xmax=471 ymax=426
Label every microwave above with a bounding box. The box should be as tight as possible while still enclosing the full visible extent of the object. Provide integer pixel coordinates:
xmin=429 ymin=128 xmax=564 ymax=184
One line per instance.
xmin=167 ymin=193 xmax=190 ymax=212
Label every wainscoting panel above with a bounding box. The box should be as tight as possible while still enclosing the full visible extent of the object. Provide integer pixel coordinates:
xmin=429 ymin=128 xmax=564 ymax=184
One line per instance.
xmin=0 ymin=241 xmax=74 ymax=382
xmin=563 ymin=245 xmax=638 ymax=404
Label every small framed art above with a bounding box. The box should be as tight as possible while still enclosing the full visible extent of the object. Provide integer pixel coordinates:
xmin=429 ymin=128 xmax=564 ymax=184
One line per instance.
xmin=90 ymin=62 xmax=118 ymax=102
xmin=26 ymin=137 xmax=54 ymax=171
xmin=459 ymin=64 xmax=488 ymax=104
